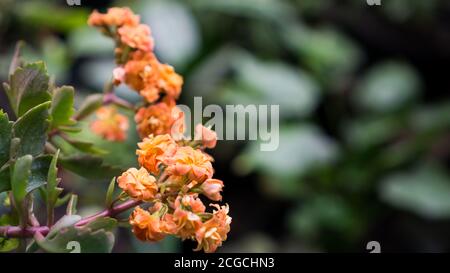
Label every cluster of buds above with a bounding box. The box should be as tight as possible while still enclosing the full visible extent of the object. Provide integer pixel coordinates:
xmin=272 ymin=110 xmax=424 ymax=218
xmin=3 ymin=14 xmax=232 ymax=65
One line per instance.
xmin=88 ymin=8 xmax=231 ymax=253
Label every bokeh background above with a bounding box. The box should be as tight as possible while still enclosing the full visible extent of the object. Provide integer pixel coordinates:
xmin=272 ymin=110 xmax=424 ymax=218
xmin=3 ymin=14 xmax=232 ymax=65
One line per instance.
xmin=1 ymin=0 xmax=450 ymax=252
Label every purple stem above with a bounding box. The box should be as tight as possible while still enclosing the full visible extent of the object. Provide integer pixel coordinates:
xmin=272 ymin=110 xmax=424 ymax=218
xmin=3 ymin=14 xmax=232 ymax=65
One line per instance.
xmin=0 ymin=199 xmax=142 ymax=238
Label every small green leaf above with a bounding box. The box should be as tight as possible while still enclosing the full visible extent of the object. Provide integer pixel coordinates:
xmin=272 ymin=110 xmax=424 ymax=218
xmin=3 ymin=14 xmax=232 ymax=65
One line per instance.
xmin=47 ymin=149 xmax=60 ymax=206
xmin=55 ymin=192 xmax=72 ymax=208
xmin=8 ymin=41 xmax=25 ymax=76
xmin=28 ymin=155 xmax=52 ymax=193
xmin=105 ymin=177 xmax=116 ymax=208
xmin=11 ymin=155 xmax=32 ymax=219
xmin=9 ymin=138 xmax=20 ymax=160
xmin=58 ymin=125 xmax=82 ymax=133
xmin=13 ymin=102 xmax=51 ymax=157
xmin=66 ymin=194 xmax=78 ymax=215
xmin=59 ymin=154 xmax=123 ymax=179
xmin=50 ymin=86 xmax=76 ymax=128
xmin=74 ymin=94 xmax=103 ymax=121
xmin=1 ymin=155 xmax=53 ymax=194
xmin=0 ymin=111 xmax=13 ymax=167
xmin=6 ymin=61 xmax=51 ymax=117
xmin=85 ymin=217 xmax=117 ymax=232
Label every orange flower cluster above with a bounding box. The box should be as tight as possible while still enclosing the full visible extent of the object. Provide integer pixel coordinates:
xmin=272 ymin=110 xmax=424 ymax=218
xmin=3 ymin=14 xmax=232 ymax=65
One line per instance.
xmin=116 ymin=133 xmax=230 ymax=253
xmin=89 ymin=8 xmax=230 ymax=253
xmin=90 ymin=106 xmax=129 ymax=142
xmin=88 ymin=7 xmax=183 ymax=138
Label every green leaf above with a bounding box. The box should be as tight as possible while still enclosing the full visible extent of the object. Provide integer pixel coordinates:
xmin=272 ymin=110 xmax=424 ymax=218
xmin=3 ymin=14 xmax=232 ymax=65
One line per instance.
xmin=36 ymin=217 xmax=115 ymax=253
xmin=354 ymin=62 xmax=422 ymax=113
xmin=0 ymin=111 xmax=13 ymax=167
xmin=283 ymin=26 xmax=362 ymax=84
xmin=0 ymin=167 xmax=10 ymax=193
xmin=28 ymin=155 xmax=52 ymax=193
xmin=238 ymin=125 xmax=339 ymax=177
xmin=0 ymin=237 xmax=19 ymax=252
xmin=59 ymin=154 xmax=124 ymax=179
xmin=5 ymin=61 xmax=50 ymax=117
xmin=105 ymin=177 xmax=116 ymax=208
xmin=55 ymin=193 xmax=72 ymax=208
xmin=380 ymin=166 xmax=450 ymax=219
xmin=0 ymin=155 xmax=52 ymax=194
xmin=50 ymin=86 xmax=76 ymax=128
xmin=229 ymin=53 xmax=320 ymax=118
xmin=46 ymin=150 xmax=61 ymax=215
xmin=8 ymin=41 xmax=25 ymax=76
xmin=66 ymin=194 xmax=78 ymax=215
xmin=84 ymin=217 xmax=117 ymax=232
xmin=61 ymin=136 xmax=107 ymax=155
xmin=74 ymin=94 xmax=103 ymax=121
xmin=11 ymin=155 xmax=32 ymax=219
xmin=12 ymin=102 xmax=51 ymax=157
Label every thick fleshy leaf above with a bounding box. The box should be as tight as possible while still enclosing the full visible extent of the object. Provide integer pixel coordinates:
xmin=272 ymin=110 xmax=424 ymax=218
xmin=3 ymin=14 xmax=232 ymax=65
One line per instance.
xmin=12 ymin=102 xmax=50 ymax=157
xmin=0 ymin=111 xmax=13 ymax=167
xmin=5 ymin=62 xmax=50 ymax=117
xmin=50 ymin=86 xmax=76 ymax=128
xmin=36 ymin=217 xmax=115 ymax=253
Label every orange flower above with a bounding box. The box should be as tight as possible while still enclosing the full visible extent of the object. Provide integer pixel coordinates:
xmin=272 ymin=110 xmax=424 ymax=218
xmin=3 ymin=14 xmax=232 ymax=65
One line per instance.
xmin=117 ymin=167 xmax=158 ymax=201
xmin=135 ymin=101 xmax=185 ymax=140
xmin=88 ymin=7 xmax=139 ymax=27
xmin=136 ymin=134 xmax=177 ymax=174
xmin=118 ymin=24 xmax=154 ymax=52
xmin=201 ymin=179 xmax=224 ymax=201
xmin=165 ymin=146 xmax=214 ymax=182
xmin=195 ymin=124 xmax=218 ymax=149
xmin=116 ymin=51 xmax=182 ymax=103
xmin=119 ymin=51 xmax=152 ymax=90
xmin=152 ymin=194 xmax=205 ymax=240
xmin=195 ymin=204 xmax=231 ymax=253
xmin=140 ymin=58 xmax=183 ymax=102
xmin=129 ymin=207 xmax=165 ymax=241
xmin=90 ymin=106 xmax=129 ymax=142
xmin=175 ymin=194 xmax=206 ymax=213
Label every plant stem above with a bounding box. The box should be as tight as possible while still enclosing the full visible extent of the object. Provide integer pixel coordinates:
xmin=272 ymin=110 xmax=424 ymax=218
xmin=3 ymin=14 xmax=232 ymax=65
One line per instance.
xmin=0 ymin=199 xmax=142 ymax=238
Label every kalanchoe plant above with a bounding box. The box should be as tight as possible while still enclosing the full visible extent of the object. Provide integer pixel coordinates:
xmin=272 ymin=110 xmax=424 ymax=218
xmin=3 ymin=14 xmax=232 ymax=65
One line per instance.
xmin=0 ymin=7 xmax=231 ymax=253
